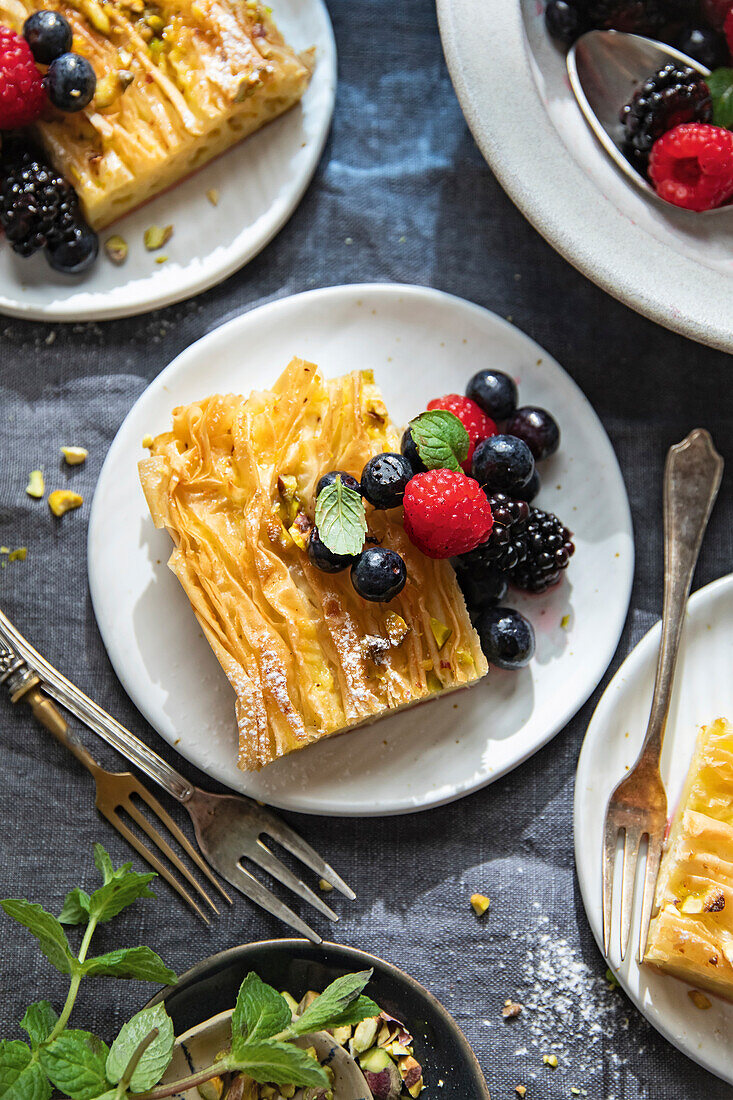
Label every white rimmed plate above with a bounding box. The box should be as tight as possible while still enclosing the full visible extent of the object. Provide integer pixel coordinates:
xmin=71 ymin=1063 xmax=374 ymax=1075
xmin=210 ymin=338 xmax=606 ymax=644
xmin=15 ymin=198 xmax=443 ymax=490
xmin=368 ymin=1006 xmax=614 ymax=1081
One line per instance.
xmin=0 ymin=0 xmax=335 ymax=322
xmin=88 ymin=283 xmax=633 ymax=815
xmin=437 ymin=0 xmax=733 ymax=352
xmin=575 ymin=573 xmax=733 ymax=1083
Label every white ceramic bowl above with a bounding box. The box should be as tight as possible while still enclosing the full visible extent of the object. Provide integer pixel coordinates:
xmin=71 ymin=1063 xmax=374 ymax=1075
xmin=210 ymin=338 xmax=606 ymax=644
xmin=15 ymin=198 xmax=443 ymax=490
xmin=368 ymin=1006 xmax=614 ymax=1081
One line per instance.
xmin=437 ymin=0 xmax=733 ymax=352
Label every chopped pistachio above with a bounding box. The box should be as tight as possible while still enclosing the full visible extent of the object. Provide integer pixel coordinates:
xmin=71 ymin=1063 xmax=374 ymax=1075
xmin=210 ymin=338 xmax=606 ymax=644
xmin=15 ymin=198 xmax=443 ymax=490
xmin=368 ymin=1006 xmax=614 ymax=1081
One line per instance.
xmin=146 ymin=13 xmax=165 ymax=30
xmin=561 ymin=613 xmax=570 ymax=629
xmin=48 ymin=489 xmax=83 ymax=517
xmin=455 ymin=647 xmax=474 ymax=667
xmin=8 ymin=547 xmax=27 ymax=562
xmin=384 ymin=611 xmax=410 ymax=646
xmin=605 ymin=967 xmax=620 ymax=989
xmin=425 ymin=669 xmax=442 ymax=692
xmin=144 ymin=224 xmax=173 ymax=251
xmin=206 ymin=188 xmax=219 ymax=206
xmin=542 ymin=1054 xmax=558 ymax=1068
xmin=61 ymin=446 xmax=88 ymax=466
xmin=288 ymin=524 xmax=307 ymax=551
xmin=515 ymin=1088 xmax=526 ymax=1099
xmin=142 ymin=434 xmax=154 ymax=448
xmin=680 ymin=895 xmax=704 ymax=914
xmin=155 ymin=255 xmax=168 ymax=264
xmin=196 ymin=1077 xmax=223 ymax=1100
xmin=688 ymin=989 xmax=712 ymax=1010
xmin=26 ymin=469 xmax=44 ymax=499
xmin=95 ymin=69 xmax=134 ymax=108
xmin=351 ymin=1017 xmax=379 ymax=1054
xmin=430 ymin=617 xmax=452 ymax=650
xmin=502 ymin=1000 xmax=523 ymax=1018
xmin=318 ymin=878 xmax=333 ymax=893
xmin=470 ymin=893 xmax=490 ymax=916
xmin=0 ymin=547 xmax=9 ymax=554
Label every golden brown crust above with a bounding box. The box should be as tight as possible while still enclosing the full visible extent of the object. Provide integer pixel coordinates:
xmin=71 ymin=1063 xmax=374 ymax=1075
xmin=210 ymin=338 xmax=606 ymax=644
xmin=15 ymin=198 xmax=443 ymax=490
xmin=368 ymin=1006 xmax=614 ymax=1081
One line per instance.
xmin=139 ymin=359 xmax=489 ymax=771
xmin=0 ymin=0 xmax=311 ymax=228
xmin=644 ymin=718 xmax=733 ymax=1000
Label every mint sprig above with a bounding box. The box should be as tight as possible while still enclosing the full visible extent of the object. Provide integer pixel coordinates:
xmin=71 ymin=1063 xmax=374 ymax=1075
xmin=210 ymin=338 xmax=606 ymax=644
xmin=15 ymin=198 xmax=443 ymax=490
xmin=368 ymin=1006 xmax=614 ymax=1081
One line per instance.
xmin=314 ymin=476 xmax=366 ymax=557
xmin=0 ymin=847 xmax=379 ymax=1100
xmin=409 ymin=410 xmax=469 ymax=472
xmin=708 ymin=68 xmax=733 ymax=130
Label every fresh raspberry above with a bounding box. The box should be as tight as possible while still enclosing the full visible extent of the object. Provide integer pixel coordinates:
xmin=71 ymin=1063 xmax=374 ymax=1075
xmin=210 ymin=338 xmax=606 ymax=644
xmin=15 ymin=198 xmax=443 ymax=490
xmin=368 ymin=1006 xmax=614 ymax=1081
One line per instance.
xmin=0 ymin=26 xmax=46 ymax=129
xmin=426 ymin=394 xmax=497 ymax=472
xmin=649 ymin=123 xmax=733 ymax=211
xmin=403 ymin=469 xmax=494 ymax=559
xmin=701 ymin=0 xmax=733 ymax=31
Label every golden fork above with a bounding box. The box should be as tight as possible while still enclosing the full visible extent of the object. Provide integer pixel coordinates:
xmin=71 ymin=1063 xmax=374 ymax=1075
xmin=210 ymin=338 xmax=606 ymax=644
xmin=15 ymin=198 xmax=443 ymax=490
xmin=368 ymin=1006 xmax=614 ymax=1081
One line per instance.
xmin=602 ymin=429 xmax=723 ymax=964
xmin=0 ymin=648 xmax=229 ymax=923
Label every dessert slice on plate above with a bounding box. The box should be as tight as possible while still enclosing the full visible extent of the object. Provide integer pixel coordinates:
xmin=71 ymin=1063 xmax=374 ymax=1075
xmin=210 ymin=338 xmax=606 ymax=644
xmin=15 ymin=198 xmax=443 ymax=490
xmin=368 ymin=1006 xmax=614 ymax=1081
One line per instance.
xmin=0 ymin=0 xmax=313 ymax=229
xmin=645 ymin=717 xmax=733 ymax=999
xmin=139 ymin=359 xmax=488 ymax=771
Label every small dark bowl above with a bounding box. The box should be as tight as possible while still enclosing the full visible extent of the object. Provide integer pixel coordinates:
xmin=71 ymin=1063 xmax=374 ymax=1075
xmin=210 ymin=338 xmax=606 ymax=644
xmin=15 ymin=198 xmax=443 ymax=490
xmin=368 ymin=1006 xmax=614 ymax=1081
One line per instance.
xmin=146 ymin=939 xmax=489 ymax=1099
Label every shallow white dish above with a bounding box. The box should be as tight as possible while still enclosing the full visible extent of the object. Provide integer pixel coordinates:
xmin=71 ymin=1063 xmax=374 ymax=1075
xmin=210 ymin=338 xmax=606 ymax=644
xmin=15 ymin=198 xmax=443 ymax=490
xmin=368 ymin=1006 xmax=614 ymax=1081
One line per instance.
xmin=437 ymin=0 xmax=733 ymax=352
xmin=0 ymin=0 xmax=335 ymax=322
xmin=88 ymin=282 xmax=633 ymax=816
xmin=575 ymin=573 xmax=733 ymax=1083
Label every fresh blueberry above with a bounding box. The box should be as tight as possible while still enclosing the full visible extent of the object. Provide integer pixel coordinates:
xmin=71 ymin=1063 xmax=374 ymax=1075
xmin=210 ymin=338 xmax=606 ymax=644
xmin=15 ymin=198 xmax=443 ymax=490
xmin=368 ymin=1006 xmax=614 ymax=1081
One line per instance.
xmin=476 ymin=606 xmax=535 ymax=670
xmin=351 ymin=547 xmax=407 ymax=602
xmin=315 ymin=471 xmax=361 ymax=499
xmin=23 ymin=10 xmax=72 ymax=64
xmin=545 ymin=0 xmax=585 ymax=44
xmin=455 ymin=564 xmax=508 ymax=615
xmin=505 ymin=407 xmax=560 ymax=461
xmin=361 ymin=453 xmax=413 ymax=509
xmin=472 ymin=434 xmax=535 ymax=495
xmin=513 ymin=468 xmax=541 ymax=503
xmin=46 ymin=53 xmax=97 ymax=112
xmin=400 ymin=427 xmax=427 ymax=473
xmin=45 ymin=221 xmax=98 ymax=274
xmin=674 ymin=26 xmax=728 ymax=70
xmin=307 ymin=528 xmax=353 ymax=573
xmin=466 ymin=370 xmax=518 ymax=422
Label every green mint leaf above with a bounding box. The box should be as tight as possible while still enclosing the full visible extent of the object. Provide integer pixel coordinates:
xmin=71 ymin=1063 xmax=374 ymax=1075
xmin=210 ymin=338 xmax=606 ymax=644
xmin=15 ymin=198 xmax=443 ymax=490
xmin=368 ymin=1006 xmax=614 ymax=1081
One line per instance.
xmin=709 ymin=68 xmax=733 ymax=129
xmin=289 ymin=971 xmax=373 ymax=1036
xmin=87 ymin=872 xmax=157 ymax=925
xmin=0 ymin=901 xmax=74 ymax=974
xmin=231 ymin=974 xmax=292 ymax=1045
xmin=409 ymin=410 xmax=469 ymax=472
xmin=58 ymin=889 xmax=91 ymax=926
xmin=93 ymin=845 xmax=116 ymax=885
xmin=106 ymin=1005 xmax=174 ymax=1092
xmin=83 ymin=946 xmax=176 ymax=985
xmin=19 ymin=1003 xmax=58 ymax=1048
xmin=314 ymin=477 xmax=366 ymax=557
xmin=0 ymin=1041 xmax=51 ymax=1100
xmin=325 ymin=995 xmax=380 ymax=1028
xmin=229 ymin=1041 xmax=327 ymax=1088
xmin=39 ymin=1031 xmax=109 ymax=1100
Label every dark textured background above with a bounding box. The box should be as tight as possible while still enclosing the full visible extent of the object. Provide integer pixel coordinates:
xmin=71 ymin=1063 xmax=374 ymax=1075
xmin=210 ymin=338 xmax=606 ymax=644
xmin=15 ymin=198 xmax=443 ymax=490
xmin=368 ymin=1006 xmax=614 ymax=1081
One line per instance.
xmin=1 ymin=1 xmax=732 ymax=1097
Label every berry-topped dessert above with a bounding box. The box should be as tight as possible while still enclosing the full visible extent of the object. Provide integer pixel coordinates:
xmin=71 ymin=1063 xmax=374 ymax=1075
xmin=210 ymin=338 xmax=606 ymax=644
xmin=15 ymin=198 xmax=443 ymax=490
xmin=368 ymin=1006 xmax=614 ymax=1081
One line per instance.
xmin=545 ymin=0 xmax=733 ymax=210
xmin=0 ymin=0 xmax=311 ymax=274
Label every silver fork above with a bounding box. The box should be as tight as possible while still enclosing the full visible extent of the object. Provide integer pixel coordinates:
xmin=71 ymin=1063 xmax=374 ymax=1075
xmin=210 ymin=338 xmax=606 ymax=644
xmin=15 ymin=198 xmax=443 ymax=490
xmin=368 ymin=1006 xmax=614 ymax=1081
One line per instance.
xmin=0 ymin=606 xmax=354 ymax=944
xmin=602 ymin=429 xmax=723 ymax=964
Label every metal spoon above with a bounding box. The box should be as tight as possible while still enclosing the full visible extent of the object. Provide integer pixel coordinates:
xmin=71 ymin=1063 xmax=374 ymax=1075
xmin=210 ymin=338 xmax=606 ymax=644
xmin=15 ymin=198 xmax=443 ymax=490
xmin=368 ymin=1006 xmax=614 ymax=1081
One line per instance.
xmin=566 ymin=30 xmax=730 ymax=214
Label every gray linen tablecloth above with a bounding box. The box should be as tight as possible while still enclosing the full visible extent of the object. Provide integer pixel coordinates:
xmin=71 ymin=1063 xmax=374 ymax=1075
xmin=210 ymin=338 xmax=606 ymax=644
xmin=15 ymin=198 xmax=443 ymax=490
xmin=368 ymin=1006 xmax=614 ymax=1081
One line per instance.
xmin=1 ymin=1 xmax=732 ymax=1097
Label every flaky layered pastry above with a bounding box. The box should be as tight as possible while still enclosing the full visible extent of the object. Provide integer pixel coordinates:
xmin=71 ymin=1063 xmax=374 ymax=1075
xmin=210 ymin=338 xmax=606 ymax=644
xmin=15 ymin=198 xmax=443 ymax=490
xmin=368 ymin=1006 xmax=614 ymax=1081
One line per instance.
xmin=644 ymin=718 xmax=733 ymax=999
xmin=139 ymin=359 xmax=488 ymax=771
xmin=0 ymin=0 xmax=312 ymax=228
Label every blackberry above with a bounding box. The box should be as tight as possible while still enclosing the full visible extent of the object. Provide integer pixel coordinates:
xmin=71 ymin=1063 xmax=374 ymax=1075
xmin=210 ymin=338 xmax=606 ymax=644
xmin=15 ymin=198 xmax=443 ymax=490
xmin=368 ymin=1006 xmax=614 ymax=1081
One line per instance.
xmin=620 ymin=64 xmax=712 ymax=175
xmin=459 ymin=495 xmax=575 ymax=593
xmin=0 ymin=141 xmax=82 ymax=258
xmin=581 ymin=0 xmax=668 ymax=34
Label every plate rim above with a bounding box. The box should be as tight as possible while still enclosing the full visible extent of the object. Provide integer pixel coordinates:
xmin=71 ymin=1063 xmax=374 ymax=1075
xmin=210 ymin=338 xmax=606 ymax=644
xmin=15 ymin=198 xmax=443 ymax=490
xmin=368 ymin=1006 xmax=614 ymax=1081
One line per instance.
xmin=573 ymin=571 xmax=733 ymax=1083
xmin=88 ymin=280 xmax=634 ymax=816
xmin=144 ymin=936 xmax=491 ymax=1097
xmin=436 ymin=0 xmax=733 ymax=354
xmin=0 ymin=0 xmax=336 ymax=323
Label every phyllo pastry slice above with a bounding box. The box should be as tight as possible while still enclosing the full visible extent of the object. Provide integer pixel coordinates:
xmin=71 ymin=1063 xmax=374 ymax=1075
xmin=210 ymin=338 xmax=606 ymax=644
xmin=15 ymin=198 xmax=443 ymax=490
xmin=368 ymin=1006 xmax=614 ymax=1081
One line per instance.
xmin=644 ymin=718 xmax=733 ymax=999
xmin=0 ymin=0 xmax=312 ymax=229
xmin=139 ymin=358 xmax=488 ymax=771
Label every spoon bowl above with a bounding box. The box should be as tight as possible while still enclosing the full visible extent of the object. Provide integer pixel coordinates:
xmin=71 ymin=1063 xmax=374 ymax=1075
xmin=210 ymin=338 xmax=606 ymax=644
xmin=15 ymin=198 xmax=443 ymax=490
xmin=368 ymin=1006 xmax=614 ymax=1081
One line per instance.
xmin=566 ymin=30 xmax=730 ymax=215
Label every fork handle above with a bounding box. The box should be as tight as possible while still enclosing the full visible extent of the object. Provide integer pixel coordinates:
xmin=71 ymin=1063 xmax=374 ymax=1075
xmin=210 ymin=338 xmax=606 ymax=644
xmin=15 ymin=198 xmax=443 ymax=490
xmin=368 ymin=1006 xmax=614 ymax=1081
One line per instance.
xmin=643 ymin=429 xmax=723 ymax=761
xmin=0 ymin=606 xmax=195 ymax=803
xmin=18 ymin=683 xmax=102 ymax=776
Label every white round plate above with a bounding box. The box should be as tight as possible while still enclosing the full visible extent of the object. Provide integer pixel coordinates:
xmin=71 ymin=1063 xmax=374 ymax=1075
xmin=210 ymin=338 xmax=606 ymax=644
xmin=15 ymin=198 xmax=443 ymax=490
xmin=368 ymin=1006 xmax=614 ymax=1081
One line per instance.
xmin=88 ymin=283 xmax=633 ymax=816
xmin=575 ymin=573 xmax=733 ymax=1083
xmin=0 ymin=0 xmax=335 ymax=322
xmin=437 ymin=0 xmax=733 ymax=353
